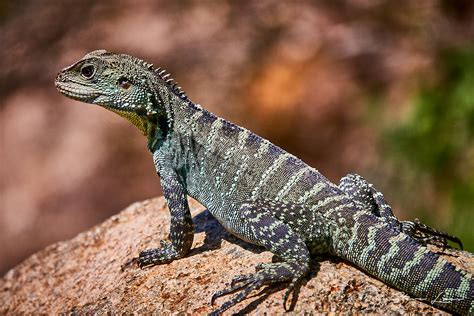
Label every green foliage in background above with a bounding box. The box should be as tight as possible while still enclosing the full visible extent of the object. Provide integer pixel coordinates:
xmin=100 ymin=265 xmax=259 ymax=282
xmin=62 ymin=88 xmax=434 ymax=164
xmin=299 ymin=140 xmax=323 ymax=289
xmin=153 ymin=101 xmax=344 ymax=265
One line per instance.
xmin=385 ymin=48 xmax=474 ymax=251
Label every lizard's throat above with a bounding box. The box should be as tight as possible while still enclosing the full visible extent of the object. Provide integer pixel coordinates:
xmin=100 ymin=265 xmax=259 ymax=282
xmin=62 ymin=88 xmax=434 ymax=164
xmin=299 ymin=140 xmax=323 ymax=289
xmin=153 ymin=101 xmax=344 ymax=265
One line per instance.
xmin=107 ymin=108 xmax=156 ymax=136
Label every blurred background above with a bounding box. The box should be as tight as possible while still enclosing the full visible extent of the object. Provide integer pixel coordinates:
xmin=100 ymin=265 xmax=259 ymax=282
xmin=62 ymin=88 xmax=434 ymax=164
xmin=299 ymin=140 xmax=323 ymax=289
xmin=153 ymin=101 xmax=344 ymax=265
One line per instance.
xmin=1 ymin=0 xmax=473 ymax=275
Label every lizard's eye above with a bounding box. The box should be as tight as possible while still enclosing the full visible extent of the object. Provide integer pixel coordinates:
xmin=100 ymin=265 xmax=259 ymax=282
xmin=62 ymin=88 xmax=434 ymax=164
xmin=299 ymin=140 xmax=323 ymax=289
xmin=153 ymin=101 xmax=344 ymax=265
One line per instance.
xmin=80 ymin=64 xmax=95 ymax=79
xmin=118 ymin=76 xmax=132 ymax=90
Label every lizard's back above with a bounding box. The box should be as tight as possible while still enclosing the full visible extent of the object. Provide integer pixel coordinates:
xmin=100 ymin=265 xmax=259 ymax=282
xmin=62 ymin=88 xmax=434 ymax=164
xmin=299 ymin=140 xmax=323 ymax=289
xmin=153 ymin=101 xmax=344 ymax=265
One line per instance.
xmin=174 ymin=107 xmax=343 ymax=234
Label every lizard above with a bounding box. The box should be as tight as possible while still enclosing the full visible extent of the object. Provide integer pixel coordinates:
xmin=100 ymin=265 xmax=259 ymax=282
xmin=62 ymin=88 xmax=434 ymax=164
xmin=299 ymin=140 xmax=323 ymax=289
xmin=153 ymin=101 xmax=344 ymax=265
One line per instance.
xmin=55 ymin=50 xmax=474 ymax=315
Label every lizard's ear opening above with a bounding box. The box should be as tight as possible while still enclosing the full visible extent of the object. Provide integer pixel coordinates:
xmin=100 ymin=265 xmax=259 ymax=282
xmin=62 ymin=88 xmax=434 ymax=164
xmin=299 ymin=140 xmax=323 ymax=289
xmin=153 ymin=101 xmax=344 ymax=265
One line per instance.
xmin=80 ymin=64 xmax=96 ymax=79
xmin=118 ymin=76 xmax=132 ymax=90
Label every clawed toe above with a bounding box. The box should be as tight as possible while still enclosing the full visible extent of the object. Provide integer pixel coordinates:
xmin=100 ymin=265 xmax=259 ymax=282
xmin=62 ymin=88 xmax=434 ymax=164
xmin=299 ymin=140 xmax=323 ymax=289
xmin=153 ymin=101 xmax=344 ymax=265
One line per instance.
xmin=210 ymin=277 xmax=262 ymax=315
xmin=209 ymin=258 xmax=310 ymax=314
xmin=282 ymin=276 xmax=304 ymax=311
xmin=211 ymin=275 xmax=253 ymax=306
xmin=231 ymin=274 xmax=252 ymax=286
xmin=403 ymin=219 xmax=464 ymax=250
xmin=121 ymin=256 xmax=139 ymax=271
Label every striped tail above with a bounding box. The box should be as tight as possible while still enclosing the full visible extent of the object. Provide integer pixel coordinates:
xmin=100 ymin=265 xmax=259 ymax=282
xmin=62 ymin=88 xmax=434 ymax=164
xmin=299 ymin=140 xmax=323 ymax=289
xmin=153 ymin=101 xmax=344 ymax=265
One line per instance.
xmin=333 ymin=211 xmax=474 ymax=314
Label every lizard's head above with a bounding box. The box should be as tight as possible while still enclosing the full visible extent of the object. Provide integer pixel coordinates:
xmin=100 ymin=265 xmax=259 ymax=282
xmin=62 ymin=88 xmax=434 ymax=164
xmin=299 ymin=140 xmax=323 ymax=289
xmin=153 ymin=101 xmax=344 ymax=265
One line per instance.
xmin=55 ymin=50 xmax=158 ymax=115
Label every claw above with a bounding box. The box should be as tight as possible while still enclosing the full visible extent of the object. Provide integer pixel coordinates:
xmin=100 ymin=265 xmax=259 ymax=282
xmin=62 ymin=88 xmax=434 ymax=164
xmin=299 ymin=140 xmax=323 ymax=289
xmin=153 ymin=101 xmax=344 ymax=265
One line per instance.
xmin=211 ymin=276 xmax=252 ymax=305
xmin=121 ymin=257 xmax=139 ymax=271
xmin=282 ymin=275 xmax=303 ymax=311
xmin=283 ymin=283 xmax=295 ymax=310
xmin=402 ymin=219 xmax=464 ymax=250
xmin=412 ymin=220 xmax=463 ymax=250
xmin=210 ymin=279 xmax=261 ymax=315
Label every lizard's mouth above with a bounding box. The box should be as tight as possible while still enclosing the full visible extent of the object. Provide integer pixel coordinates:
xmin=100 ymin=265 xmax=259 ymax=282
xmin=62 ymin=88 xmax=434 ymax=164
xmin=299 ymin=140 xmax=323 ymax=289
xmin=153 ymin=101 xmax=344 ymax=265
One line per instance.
xmin=55 ymin=79 xmax=101 ymax=104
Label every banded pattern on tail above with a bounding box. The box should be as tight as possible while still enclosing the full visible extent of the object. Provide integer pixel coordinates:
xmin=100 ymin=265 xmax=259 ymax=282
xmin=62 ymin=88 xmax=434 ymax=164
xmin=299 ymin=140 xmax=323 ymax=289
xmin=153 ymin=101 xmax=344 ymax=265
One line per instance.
xmin=334 ymin=213 xmax=474 ymax=314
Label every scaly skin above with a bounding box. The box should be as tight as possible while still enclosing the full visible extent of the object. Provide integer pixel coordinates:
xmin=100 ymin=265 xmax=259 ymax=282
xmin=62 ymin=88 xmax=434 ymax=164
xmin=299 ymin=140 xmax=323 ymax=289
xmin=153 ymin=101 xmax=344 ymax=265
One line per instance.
xmin=339 ymin=173 xmax=463 ymax=250
xmin=55 ymin=50 xmax=474 ymax=315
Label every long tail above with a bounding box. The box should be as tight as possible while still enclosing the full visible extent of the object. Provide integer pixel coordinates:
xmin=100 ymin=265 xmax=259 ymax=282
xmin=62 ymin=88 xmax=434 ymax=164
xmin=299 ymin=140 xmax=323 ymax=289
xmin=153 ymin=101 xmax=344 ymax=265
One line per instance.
xmin=333 ymin=211 xmax=474 ymax=314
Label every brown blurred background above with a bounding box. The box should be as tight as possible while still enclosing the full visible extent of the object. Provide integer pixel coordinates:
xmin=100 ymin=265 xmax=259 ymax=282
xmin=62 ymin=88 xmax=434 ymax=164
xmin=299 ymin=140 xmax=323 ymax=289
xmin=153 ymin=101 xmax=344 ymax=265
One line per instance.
xmin=1 ymin=0 xmax=474 ymax=275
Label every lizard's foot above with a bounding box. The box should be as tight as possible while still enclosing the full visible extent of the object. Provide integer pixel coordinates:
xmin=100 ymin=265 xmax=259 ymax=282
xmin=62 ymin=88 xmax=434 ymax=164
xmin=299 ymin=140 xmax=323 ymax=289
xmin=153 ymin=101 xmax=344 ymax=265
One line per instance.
xmin=210 ymin=261 xmax=305 ymax=315
xmin=137 ymin=240 xmax=183 ymax=267
xmin=339 ymin=173 xmax=463 ymax=250
xmin=401 ymin=219 xmax=463 ymax=250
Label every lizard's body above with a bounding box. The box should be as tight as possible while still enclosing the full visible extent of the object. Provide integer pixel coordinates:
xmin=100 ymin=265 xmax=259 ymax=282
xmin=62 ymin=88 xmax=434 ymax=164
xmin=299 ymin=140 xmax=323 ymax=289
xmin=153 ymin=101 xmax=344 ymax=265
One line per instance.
xmin=55 ymin=50 xmax=474 ymax=314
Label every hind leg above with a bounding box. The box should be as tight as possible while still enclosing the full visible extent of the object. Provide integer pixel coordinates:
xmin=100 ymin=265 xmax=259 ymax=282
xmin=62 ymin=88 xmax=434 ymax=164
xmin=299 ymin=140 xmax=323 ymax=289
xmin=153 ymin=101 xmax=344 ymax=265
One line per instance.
xmin=210 ymin=200 xmax=314 ymax=314
xmin=339 ymin=173 xmax=462 ymax=249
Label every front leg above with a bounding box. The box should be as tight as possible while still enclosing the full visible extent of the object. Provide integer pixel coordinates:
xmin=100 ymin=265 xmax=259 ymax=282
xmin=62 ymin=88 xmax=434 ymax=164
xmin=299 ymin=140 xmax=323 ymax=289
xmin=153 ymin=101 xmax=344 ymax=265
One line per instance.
xmin=138 ymin=162 xmax=194 ymax=267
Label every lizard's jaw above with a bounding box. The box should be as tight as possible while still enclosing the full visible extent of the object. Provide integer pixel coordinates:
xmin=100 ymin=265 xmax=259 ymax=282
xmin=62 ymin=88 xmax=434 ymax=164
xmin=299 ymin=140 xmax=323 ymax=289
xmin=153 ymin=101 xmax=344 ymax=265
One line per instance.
xmin=55 ymin=79 xmax=102 ymax=104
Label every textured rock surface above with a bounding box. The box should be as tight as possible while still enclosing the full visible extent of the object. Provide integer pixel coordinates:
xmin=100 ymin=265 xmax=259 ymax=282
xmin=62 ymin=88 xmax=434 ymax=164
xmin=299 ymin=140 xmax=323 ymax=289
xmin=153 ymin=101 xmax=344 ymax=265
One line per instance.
xmin=1 ymin=197 xmax=472 ymax=314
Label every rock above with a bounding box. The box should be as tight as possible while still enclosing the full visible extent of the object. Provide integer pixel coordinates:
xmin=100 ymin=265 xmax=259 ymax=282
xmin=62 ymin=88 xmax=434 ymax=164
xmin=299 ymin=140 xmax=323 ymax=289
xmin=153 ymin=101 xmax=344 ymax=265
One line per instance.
xmin=0 ymin=197 xmax=472 ymax=314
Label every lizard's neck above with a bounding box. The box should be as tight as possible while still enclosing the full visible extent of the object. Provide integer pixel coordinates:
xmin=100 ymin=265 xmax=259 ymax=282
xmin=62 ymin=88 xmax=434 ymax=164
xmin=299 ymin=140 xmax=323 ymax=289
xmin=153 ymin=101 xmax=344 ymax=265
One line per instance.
xmin=146 ymin=90 xmax=197 ymax=152
xmin=146 ymin=113 xmax=169 ymax=152
xmin=104 ymin=107 xmax=164 ymax=152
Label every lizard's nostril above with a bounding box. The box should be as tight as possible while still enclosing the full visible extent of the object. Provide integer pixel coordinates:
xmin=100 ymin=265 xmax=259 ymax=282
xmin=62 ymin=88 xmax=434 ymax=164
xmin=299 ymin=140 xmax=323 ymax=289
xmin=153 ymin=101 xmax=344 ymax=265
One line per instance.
xmin=55 ymin=72 xmax=67 ymax=89
xmin=55 ymin=72 xmax=65 ymax=83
